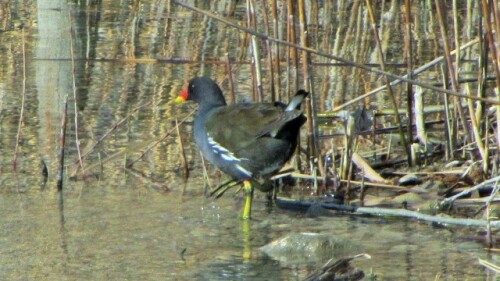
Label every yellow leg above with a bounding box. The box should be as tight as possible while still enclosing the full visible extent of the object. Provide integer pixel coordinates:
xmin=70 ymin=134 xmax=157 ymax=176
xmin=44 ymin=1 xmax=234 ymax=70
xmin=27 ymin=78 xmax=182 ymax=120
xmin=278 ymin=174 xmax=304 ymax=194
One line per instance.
xmin=242 ymin=180 xmax=253 ymax=220
xmin=241 ymin=219 xmax=251 ymax=261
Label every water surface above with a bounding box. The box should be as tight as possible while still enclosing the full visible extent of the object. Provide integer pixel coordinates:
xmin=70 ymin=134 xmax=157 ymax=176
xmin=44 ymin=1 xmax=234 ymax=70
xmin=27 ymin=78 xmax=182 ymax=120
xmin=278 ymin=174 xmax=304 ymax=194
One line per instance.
xmin=0 ymin=1 xmax=496 ymax=280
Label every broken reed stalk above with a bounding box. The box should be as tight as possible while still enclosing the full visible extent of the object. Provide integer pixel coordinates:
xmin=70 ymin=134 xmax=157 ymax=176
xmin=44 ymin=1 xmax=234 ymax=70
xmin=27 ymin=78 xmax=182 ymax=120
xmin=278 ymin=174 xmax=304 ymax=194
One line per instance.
xmin=127 ymin=107 xmax=196 ymax=168
xmin=341 ymin=116 xmax=357 ymax=198
xmin=365 ymin=0 xmax=410 ymax=163
xmin=340 ymin=115 xmax=354 ymax=180
xmin=58 ymin=96 xmax=69 ymax=191
xmin=13 ymin=28 xmax=26 ymax=171
xmin=69 ymin=10 xmax=84 ymax=171
xmin=435 ymin=0 xmax=472 ymax=147
xmin=480 ymin=0 xmax=500 ymax=156
xmin=173 ymin=1 xmax=500 ymax=105
xmin=404 ymin=0 xmax=414 ymax=156
xmin=414 ymin=87 xmax=428 ymax=144
xmin=175 ymin=118 xmax=189 ymax=181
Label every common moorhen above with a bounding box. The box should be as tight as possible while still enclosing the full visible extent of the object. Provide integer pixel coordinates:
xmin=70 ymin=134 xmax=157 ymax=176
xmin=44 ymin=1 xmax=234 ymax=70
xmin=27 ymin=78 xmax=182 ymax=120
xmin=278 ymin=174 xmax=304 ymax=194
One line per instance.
xmin=176 ymin=76 xmax=308 ymax=219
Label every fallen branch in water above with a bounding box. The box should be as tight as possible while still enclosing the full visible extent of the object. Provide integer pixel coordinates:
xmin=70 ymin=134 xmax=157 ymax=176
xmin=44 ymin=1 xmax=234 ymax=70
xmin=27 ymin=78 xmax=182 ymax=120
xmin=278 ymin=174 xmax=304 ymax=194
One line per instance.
xmin=439 ymin=175 xmax=500 ymax=207
xmin=355 ymin=207 xmax=500 ymax=228
xmin=276 ymin=197 xmax=500 ymax=228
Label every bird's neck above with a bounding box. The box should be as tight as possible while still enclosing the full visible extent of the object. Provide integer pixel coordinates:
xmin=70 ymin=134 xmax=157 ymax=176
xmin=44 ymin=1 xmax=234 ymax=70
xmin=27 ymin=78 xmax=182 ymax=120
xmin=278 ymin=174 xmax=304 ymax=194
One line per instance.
xmin=197 ymin=103 xmax=224 ymax=117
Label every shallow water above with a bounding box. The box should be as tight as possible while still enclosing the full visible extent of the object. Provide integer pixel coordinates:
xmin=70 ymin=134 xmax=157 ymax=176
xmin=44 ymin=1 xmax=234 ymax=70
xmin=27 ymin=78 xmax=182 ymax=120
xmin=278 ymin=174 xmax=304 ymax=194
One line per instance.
xmin=0 ymin=184 xmax=493 ymax=280
xmin=0 ymin=1 xmax=497 ymax=280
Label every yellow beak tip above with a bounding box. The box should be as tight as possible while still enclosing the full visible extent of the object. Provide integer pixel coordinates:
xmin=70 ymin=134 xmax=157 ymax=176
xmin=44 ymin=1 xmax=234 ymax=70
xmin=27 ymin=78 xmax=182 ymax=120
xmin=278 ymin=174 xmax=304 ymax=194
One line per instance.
xmin=175 ymin=96 xmax=186 ymax=103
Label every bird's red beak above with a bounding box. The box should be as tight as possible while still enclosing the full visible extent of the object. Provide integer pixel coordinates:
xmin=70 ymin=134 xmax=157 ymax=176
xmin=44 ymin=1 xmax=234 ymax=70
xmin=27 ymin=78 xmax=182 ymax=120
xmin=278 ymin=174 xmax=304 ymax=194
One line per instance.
xmin=175 ymin=88 xmax=189 ymax=103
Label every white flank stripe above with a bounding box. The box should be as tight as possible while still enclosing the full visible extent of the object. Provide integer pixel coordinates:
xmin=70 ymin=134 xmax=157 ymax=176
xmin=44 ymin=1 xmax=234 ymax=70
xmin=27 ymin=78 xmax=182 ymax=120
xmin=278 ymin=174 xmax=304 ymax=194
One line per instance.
xmin=207 ymin=135 xmax=240 ymax=162
xmin=235 ymin=164 xmax=253 ymax=177
xmin=220 ymin=154 xmax=234 ymax=161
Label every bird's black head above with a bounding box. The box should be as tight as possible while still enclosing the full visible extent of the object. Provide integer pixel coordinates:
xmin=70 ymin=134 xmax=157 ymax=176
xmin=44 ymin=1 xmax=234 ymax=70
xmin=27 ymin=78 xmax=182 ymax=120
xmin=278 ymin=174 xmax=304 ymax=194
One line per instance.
xmin=176 ymin=76 xmax=226 ymax=107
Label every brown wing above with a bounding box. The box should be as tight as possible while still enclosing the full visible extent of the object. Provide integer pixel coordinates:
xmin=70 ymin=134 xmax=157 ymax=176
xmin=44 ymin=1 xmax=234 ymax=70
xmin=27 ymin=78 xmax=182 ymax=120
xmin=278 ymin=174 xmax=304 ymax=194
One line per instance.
xmin=205 ymin=103 xmax=297 ymax=153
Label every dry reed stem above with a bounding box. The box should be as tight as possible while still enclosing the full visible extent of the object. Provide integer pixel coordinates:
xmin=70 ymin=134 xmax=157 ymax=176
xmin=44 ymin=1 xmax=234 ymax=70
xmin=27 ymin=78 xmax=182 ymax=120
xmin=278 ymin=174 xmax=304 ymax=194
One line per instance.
xmin=298 ymin=0 xmax=324 ymax=178
xmin=127 ymin=107 xmax=196 ymax=168
xmin=404 ymin=0 xmax=414 ymax=154
xmin=435 ymin=0 xmax=472 ymax=146
xmin=260 ymin=2 xmax=276 ymax=103
xmin=73 ymin=101 xmax=153 ymax=168
xmin=414 ymin=87 xmax=427 ymax=144
xmin=485 ymin=182 xmax=499 ymax=247
xmin=12 ymin=28 xmax=26 ymax=171
xmin=365 ymin=0 xmax=410 ymax=163
xmin=224 ymin=53 xmax=235 ymax=104
xmin=246 ymin=0 xmax=263 ymax=101
xmin=175 ymin=118 xmax=189 ymax=181
xmin=270 ymin=0 xmax=281 ymax=102
xmin=286 ymin=0 xmax=298 ymax=95
xmin=69 ymin=10 xmax=84 ymax=172
xmin=440 ymin=65 xmax=454 ymax=160
xmin=463 ymin=11 xmax=488 ymax=172
xmin=333 ymin=39 xmax=481 ymax=112
xmin=480 ymin=0 xmax=500 ymax=155
xmin=57 ymin=96 xmax=69 ymax=191
xmin=478 ymin=258 xmax=500 ymax=274
xmin=174 ymin=1 xmax=500 ymax=105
